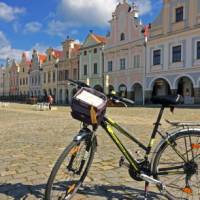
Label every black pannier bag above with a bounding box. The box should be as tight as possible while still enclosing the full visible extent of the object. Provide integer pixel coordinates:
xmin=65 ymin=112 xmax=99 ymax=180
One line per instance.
xmin=71 ymin=87 xmax=108 ymax=125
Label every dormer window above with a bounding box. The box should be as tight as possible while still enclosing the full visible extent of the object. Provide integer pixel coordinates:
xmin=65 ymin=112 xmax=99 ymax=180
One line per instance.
xmin=120 ymin=33 xmax=125 ymax=41
xmin=176 ymin=6 xmax=184 ymax=22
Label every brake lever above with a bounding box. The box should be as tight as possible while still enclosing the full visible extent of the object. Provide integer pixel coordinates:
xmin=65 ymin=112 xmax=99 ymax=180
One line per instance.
xmin=111 ymin=97 xmax=128 ymax=108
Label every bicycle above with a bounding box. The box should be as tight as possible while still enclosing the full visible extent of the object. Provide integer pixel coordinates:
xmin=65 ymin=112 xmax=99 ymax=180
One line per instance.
xmin=45 ymin=79 xmax=200 ymax=200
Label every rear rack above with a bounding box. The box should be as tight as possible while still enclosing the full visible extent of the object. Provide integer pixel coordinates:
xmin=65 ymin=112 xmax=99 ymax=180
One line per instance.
xmin=165 ymin=119 xmax=200 ymax=127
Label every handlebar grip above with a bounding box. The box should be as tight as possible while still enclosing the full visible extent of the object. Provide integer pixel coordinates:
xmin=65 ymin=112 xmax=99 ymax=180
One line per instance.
xmin=121 ymin=97 xmax=135 ymax=105
xmin=67 ymin=79 xmax=90 ymax=88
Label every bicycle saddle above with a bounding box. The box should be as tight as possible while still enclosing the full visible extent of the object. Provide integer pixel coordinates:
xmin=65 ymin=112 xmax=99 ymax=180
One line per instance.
xmin=151 ymin=95 xmax=183 ymax=106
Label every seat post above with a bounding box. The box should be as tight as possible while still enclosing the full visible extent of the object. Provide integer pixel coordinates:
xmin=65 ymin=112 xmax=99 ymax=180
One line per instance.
xmin=146 ymin=106 xmax=165 ymax=155
xmin=151 ymin=105 xmax=165 ymax=138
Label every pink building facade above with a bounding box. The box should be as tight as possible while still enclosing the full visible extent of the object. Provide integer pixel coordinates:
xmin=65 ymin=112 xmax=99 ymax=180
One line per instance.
xmin=9 ymin=60 xmax=20 ymax=96
xmin=104 ymin=0 xmax=145 ymax=104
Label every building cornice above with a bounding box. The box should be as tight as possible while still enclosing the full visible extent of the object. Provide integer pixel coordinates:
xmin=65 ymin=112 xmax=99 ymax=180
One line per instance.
xmin=149 ymin=24 xmax=200 ymax=42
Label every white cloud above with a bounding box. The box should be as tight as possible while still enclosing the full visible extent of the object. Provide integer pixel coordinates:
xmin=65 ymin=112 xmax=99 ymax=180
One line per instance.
xmin=24 ymin=22 xmax=42 ymax=33
xmin=58 ymin=0 xmax=118 ymax=27
xmin=0 ymin=2 xmax=25 ymax=22
xmin=31 ymin=43 xmax=50 ymax=53
xmin=57 ymin=0 xmax=153 ymax=27
xmin=0 ymin=31 xmax=23 ymax=61
xmin=0 ymin=31 xmax=63 ymax=63
xmin=46 ymin=20 xmax=79 ymax=38
xmin=134 ymin=0 xmax=152 ymax=16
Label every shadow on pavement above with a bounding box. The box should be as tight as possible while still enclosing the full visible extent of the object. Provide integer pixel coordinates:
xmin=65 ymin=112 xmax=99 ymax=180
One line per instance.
xmin=0 ymin=182 xmax=165 ymax=200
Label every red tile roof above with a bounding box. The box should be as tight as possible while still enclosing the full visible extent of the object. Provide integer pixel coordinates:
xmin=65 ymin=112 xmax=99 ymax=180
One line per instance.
xmin=91 ymin=34 xmax=107 ymax=44
xmin=26 ymin=60 xmax=32 ymax=65
xmin=52 ymin=50 xmax=63 ymax=59
xmin=38 ymin=54 xmax=47 ymax=64
xmin=73 ymin=44 xmax=81 ymax=53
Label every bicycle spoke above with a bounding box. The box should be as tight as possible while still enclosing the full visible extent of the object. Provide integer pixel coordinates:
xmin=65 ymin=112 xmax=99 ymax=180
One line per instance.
xmin=189 ymin=135 xmax=195 ymax=160
xmin=153 ymin=131 xmax=200 ymax=199
xmin=184 ymin=136 xmax=189 ymax=161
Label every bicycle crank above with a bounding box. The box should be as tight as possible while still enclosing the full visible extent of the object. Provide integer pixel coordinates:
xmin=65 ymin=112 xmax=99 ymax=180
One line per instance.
xmin=140 ymin=174 xmax=166 ymax=191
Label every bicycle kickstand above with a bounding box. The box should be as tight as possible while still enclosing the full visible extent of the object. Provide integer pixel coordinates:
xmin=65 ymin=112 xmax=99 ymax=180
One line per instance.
xmin=144 ymin=181 xmax=149 ymax=200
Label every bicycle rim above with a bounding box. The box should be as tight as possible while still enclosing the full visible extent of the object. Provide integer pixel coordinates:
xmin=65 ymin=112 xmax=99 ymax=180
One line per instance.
xmin=153 ymin=131 xmax=200 ymax=200
xmin=46 ymin=138 xmax=94 ymax=200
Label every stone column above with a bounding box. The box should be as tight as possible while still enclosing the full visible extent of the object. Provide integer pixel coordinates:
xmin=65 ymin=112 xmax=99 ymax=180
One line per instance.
xmin=194 ymin=88 xmax=200 ymax=104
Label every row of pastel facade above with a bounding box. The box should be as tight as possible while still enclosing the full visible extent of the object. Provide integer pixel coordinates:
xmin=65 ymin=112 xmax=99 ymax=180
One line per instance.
xmin=0 ymin=0 xmax=200 ymax=104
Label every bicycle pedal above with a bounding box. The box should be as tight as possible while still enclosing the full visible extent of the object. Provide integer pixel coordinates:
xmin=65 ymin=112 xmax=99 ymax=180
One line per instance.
xmin=119 ymin=156 xmax=130 ymax=168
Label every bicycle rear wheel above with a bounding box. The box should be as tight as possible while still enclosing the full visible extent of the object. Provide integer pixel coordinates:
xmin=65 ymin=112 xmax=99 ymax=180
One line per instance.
xmin=152 ymin=130 xmax=200 ymax=200
xmin=45 ymin=135 xmax=96 ymax=200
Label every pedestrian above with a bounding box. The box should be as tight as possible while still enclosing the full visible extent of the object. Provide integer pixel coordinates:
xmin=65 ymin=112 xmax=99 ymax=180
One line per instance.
xmin=47 ymin=95 xmax=53 ymax=110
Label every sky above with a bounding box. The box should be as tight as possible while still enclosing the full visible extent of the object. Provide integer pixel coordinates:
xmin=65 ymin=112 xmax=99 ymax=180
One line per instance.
xmin=0 ymin=0 xmax=163 ymax=65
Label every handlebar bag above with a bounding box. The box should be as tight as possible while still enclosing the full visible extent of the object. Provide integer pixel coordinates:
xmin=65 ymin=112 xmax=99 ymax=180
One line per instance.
xmin=71 ymin=87 xmax=107 ymax=125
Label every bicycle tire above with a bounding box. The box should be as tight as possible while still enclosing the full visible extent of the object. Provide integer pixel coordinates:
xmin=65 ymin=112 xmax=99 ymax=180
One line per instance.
xmin=45 ymin=136 xmax=96 ymax=200
xmin=152 ymin=129 xmax=200 ymax=200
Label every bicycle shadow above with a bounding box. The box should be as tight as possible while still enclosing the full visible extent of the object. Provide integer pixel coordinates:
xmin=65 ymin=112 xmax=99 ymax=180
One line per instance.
xmin=0 ymin=182 xmax=165 ymax=200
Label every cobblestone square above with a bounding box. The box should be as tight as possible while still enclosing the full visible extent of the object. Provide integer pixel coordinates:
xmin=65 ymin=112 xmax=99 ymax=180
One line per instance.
xmin=1 ymin=104 xmax=200 ymax=200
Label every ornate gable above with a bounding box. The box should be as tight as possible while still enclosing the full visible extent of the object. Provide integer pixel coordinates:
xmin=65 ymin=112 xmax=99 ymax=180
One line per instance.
xmin=82 ymin=33 xmax=105 ymax=49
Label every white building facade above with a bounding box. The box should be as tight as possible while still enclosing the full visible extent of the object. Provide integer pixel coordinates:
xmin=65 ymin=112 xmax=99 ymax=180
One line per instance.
xmin=79 ymin=32 xmax=106 ymax=92
xmin=29 ymin=50 xmax=46 ymax=97
xmin=145 ymin=0 xmax=200 ymax=104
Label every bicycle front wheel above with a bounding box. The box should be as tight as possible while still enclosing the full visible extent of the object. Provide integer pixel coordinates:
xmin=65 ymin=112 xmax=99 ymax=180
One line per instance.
xmin=152 ymin=130 xmax=200 ymax=200
xmin=45 ymin=136 xmax=96 ymax=200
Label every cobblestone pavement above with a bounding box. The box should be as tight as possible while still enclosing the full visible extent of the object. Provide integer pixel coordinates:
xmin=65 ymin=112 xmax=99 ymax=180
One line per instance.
xmin=1 ymin=104 xmax=200 ymax=200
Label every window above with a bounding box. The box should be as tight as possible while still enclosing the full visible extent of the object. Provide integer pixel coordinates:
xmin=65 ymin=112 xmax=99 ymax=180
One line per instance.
xmin=197 ymin=41 xmax=200 ymax=60
xmin=44 ymin=72 xmax=46 ymax=83
xmin=73 ymin=68 xmax=77 ymax=80
xmin=176 ymin=7 xmax=183 ymax=22
xmin=64 ymin=70 xmax=69 ymax=80
xmin=49 ymin=55 xmax=51 ymax=61
xmin=83 ymin=65 xmax=87 ymax=75
xmin=120 ymin=33 xmax=125 ymax=41
xmin=84 ymin=51 xmax=87 ymax=56
xmin=59 ymin=71 xmax=62 ymax=81
xmin=172 ymin=45 xmax=182 ymax=63
xmin=153 ymin=50 xmax=161 ymax=65
xmin=108 ymin=61 xmax=113 ymax=72
xmin=134 ymin=55 xmax=141 ymax=68
xmin=120 ymin=58 xmax=126 ymax=70
xmin=48 ymin=72 xmax=51 ymax=83
xmin=94 ymin=48 xmax=97 ymax=54
xmin=23 ymin=68 xmax=24 ymax=72
xmin=53 ymin=71 xmax=56 ymax=82
xmin=93 ymin=63 xmax=98 ymax=74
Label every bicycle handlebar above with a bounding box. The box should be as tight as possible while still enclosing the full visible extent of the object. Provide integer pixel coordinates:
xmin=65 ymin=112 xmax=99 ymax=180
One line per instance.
xmin=67 ymin=79 xmax=135 ymax=106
